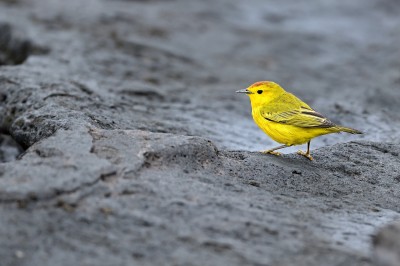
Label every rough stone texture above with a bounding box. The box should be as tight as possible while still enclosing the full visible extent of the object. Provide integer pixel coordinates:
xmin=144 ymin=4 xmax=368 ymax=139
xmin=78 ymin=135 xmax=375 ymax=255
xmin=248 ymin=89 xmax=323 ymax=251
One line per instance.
xmin=1 ymin=0 xmax=400 ymax=265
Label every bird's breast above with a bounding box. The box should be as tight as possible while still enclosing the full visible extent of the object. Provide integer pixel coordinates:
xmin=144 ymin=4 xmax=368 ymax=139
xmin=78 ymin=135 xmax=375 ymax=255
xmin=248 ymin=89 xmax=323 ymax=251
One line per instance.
xmin=251 ymin=108 xmax=323 ymax=145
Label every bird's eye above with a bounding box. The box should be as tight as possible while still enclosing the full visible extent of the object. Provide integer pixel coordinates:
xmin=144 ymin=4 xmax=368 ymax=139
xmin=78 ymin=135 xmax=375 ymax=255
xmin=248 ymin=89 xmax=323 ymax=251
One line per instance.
xmin=257 ymin=90 xmax=263 ymax=94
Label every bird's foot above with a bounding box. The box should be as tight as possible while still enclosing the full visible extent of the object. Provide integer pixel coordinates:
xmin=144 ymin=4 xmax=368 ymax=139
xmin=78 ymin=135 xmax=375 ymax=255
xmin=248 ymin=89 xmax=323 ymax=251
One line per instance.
xmin=261 ymin=150 xmax=282 ymax=156
xmin=297 ymin=150 xmax=313 ymax=161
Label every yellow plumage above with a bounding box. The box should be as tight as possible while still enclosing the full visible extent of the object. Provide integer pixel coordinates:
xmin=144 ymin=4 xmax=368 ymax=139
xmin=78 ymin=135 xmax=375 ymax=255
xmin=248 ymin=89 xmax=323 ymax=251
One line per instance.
xmin=236 ymin=81 xmax=362 ymax=160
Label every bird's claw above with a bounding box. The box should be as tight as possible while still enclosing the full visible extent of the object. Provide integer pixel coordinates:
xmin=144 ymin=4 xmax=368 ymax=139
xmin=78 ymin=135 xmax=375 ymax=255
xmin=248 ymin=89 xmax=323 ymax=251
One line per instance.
xmin=297 ymin=150 xmax=313 ymax=161
xmin=261 ymin=150 xmax=282 ymax=156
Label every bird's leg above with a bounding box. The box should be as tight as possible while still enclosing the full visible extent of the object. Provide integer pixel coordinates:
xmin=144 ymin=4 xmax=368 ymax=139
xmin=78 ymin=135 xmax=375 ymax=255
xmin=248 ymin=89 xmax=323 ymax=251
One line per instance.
xmin=261 ymin=145 xmax=287 ymax=156
xmin=297 ymin=141 xmax=313 ymax=161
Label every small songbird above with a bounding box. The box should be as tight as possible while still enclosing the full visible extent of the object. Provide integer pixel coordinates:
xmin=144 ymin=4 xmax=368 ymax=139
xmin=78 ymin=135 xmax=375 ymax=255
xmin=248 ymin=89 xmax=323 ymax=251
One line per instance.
xmin=236 ymin=81 xmax=362 ymax=160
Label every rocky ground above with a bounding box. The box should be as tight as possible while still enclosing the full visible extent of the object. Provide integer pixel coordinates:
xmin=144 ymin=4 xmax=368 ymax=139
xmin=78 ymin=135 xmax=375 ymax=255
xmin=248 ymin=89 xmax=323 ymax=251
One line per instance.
xmin=1 ymin=0 xmax=400 ymax=265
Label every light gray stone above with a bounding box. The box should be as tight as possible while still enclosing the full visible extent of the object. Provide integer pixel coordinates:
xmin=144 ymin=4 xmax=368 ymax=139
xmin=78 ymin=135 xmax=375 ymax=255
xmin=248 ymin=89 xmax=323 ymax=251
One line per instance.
xmin=1 ymin=0 xmax=400 ymax=265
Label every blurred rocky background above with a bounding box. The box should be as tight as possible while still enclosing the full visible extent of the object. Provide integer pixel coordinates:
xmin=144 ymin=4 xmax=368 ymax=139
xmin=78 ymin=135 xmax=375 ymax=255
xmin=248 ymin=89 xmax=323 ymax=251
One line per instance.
xmin=1 ymin=0 xmax=400 ymax=265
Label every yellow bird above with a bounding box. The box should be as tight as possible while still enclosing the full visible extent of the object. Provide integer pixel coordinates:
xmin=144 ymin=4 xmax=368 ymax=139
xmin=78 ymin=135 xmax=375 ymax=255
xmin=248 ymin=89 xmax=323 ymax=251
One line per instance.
xmin=236 ymin=81 xmax=362 ymax=160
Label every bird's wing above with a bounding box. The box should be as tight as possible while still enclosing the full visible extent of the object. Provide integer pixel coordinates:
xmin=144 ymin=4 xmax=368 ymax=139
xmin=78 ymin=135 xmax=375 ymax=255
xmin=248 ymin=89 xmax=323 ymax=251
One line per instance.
xmin=260 ymin=93 xmax=335 ymax=128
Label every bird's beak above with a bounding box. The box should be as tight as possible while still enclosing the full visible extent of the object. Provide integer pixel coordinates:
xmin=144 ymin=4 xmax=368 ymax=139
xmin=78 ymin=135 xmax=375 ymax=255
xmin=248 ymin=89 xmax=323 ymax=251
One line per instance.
xmin=235 ymin=88 xmax=253 ymax=94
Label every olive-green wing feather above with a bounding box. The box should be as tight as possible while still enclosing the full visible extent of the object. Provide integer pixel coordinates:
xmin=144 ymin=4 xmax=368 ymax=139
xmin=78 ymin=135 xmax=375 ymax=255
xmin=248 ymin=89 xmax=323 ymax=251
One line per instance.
xmin=260 ymin=93 xmax=335 ymax=128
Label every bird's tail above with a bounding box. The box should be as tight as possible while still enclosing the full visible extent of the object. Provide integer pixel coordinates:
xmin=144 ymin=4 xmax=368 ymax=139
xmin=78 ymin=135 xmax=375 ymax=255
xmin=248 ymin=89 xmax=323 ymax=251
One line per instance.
xmin=334 ymin=126 xmax=363 ymax=134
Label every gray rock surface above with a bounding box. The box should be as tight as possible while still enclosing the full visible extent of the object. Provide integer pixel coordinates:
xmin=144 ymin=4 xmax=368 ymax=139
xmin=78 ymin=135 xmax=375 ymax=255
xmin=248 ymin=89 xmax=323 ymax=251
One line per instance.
xmin=373 ymin=221 xmax=400 ymax=266
xmin=0 ymin=22 xmax=31 ymax=66
xmin=1 ymin=0 xmax=400 ymax=265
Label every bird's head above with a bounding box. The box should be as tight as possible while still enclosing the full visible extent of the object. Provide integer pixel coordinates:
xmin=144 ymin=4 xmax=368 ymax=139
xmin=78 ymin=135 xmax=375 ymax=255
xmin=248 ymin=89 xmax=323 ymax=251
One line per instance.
xmin=236 ymin=81 xmax=285 ymax=107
